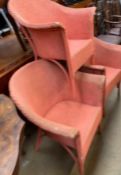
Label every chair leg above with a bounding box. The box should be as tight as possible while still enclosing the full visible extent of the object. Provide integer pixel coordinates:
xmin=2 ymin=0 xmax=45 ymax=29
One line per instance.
xmin=77 ymin=157 xmax=85 ymax=175
xmin=97 ymin=124 xmax=102 ymax=134
xmin=75 ymin=136 xmax=85 ymax=175
xmin=63 ymin=144 xmax=85 ymax=175
xmin=6 ymin=12 xmax=27 ymax=52
xmin=117 ymin=82 xmax=120 ymax=97
xmin=35 ymin=128 xmax=42 ymax=151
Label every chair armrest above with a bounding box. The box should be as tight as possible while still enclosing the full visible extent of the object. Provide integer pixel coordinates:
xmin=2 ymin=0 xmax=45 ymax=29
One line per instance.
xmin=11 ymin=98 xmax=79 ymax=139
xmin=80 ymin=65 xmax=106 ymax=75
xmin=112 ymin=15 xmax=121 ymax=18
xmin=104 ymin=19 xmax=121 ymax=24
xmin=76 ymin=72 xmax=105 ymax=106
xmin=25 ymin=23 xmax=70 ymax=61
xmin=62 ymin=7 xmax=96 ymax=39
xmin=27 ymin=111 xmax=79 ymax=139
xmin=33 ymin=114 xmax=79 ymax=139
xmin=94 ymin=37 xmax=121 ymax=68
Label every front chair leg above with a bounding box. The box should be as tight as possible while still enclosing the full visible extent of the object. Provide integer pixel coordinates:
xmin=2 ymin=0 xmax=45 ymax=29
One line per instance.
xmin=77 ymin=157 xmax=85 ymax=175
xmin=117 ymin=82 xmax=120 ymax=97
xmin=97 ymin=124 xmax=102 ymax=135
xmin=76 ymin=138 xmax=85 ymax=175
xmin=35 ymin=128 xmax=43 ymax=151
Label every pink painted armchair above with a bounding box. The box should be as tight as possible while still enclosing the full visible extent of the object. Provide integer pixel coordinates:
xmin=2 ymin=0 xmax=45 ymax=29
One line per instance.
xmin=8 ymin=0 xmax=121 ymax=101
xmin=79 ymin=36 xmax=121 ymax=101
xmin=90 ymin=38 xmax=121 ymax=99
xmin=9 ymin=59 xmax=105 ymax=175
xmin=8 ymin=0 xmax=95 ymax=80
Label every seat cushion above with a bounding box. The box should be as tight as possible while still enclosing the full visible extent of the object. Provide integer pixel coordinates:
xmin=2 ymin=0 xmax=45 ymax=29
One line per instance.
xmin=68 ymin=39 xmax=93 ymax=72
xmin=45 ymin=100 xmax=102 ymax=158
xmin=105 ymin=66 xmax=121 ymax=97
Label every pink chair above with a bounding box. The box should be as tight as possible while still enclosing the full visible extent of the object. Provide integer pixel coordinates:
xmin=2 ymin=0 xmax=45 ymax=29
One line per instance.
xmin=9 ymin=59 xmax=105 ymax=175
xmin=8 ymin=0 xmax=95 ymax=92
xmin=91 ymin=38 xmax=121 ymax=99
xmin=79 ymin=40 xmax=121 ymax=102
xmin=8 ymin=0 xmax=121 ymax=101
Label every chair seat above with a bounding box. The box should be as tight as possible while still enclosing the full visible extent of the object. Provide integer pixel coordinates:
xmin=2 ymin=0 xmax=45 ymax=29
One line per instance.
xmin=97 ymin=34 xmax=121 ymax=44
xmin=68 ymin=39 xmax=93 ymax=72
xmin=45 ymin=100 xmax=102 ymax=158
xmin=105 ymin=66 xmax=121 ymax=97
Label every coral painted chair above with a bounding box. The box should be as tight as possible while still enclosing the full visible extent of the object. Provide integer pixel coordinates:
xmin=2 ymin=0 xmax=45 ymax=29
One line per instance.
xmin=80 ymin=39 xmax=121 ymax=101
xmin=92 ymin=38 xmax=121 ymax=99
xmin=8 ymin=0 xmax=95 ymax=76
xmin=8 ymin=0 xmax=121 ymax=101
xmin=9 ymin=59 xmax=105 ymax=175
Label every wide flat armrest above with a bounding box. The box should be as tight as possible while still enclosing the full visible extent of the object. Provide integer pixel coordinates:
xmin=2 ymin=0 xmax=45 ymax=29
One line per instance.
xmin=93 ymin=37 xmax=121 ymax=68
xmin=31 ymin=112 xmax=78 ymax=139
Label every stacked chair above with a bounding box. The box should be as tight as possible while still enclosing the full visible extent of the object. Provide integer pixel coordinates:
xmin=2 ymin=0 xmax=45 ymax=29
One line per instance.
xmin=8 ymin=0 xmax=121 ymax=174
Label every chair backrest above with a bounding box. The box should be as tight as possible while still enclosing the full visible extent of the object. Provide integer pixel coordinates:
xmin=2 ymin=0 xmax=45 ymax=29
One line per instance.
xmin=8 ymin=0 xmax=70 ymax=60
xmin=25 ymin=25 xmax=69 ymax=60
xmin=8 ymin=0 xmax=95 ymax=60
xmin=8 ymin=0 xmax=94 ymax=36
xmin=9 ymin=60 xmax=71 ymax=117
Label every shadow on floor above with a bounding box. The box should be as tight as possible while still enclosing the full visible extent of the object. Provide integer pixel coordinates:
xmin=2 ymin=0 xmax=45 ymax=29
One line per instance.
xmin=19 ymin=126 xmax=74 ymax=175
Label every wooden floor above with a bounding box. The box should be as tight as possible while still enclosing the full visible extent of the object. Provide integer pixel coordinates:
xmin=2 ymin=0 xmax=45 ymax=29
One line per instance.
xmin=0 ymin=34 xmax=33 ymax=93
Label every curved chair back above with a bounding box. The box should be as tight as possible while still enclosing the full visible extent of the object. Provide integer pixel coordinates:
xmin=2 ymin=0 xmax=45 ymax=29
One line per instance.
xmin=9 ymin=60 xmax=71 ymax=116
xmin=8 ymin=0 xmax=95 ymax=60
xmin=25 ymin=25 xmax=69 ymax=61
xmin=8 ymin=0 xmax=94 ymax=38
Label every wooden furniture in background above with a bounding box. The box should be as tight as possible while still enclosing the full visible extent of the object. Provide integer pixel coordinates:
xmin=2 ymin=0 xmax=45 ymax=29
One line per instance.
xmin=69 ymin=0 xmax=94 ymax=7
xmin=52 ymin=0 xmax=94 ymax=7
xmin=0 ymin=94 xmax=25 ymax=175
xmin=0 ymin=34 xmax=33 ymax=93
xmin=96 ymin=0 xmax=121 ymax=44
xmin=52 ymin=0 xmax=62 ymax=3
xmin=0 ymin=0 xmax=7 ymax=7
